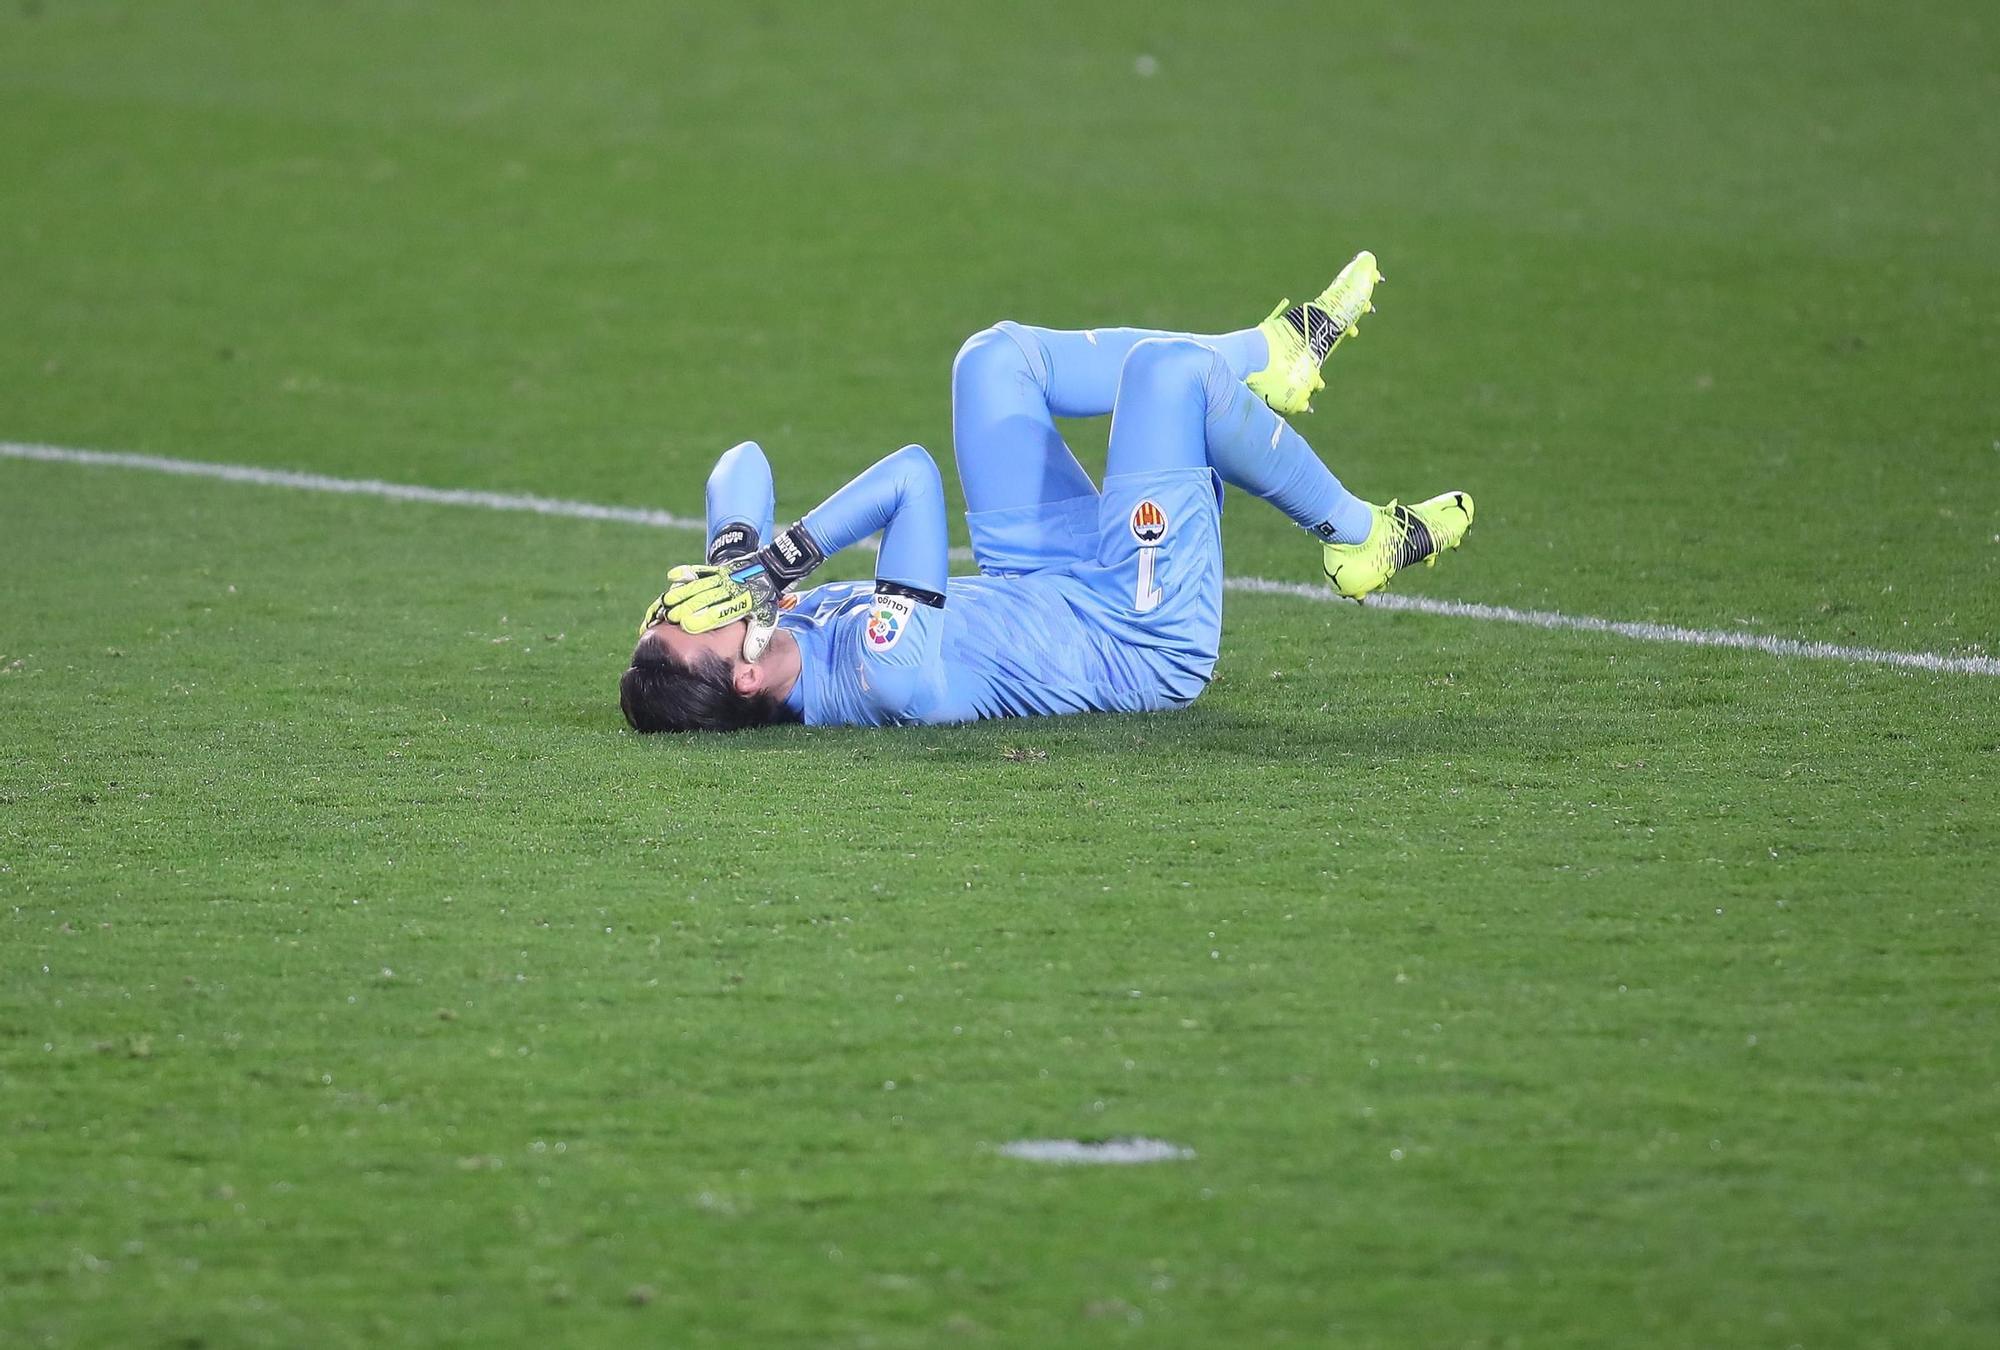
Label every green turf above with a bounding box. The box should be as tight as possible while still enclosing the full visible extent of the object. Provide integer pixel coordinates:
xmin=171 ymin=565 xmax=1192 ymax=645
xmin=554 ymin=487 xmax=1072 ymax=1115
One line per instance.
xmin=3 ymin=2 xmax=1997 ymax=1346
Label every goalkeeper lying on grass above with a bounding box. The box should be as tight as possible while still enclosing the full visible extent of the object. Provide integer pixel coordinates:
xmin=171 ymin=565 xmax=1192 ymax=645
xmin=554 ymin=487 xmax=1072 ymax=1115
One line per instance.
xmin=622 ymin=252 xmax=1473 ymax=733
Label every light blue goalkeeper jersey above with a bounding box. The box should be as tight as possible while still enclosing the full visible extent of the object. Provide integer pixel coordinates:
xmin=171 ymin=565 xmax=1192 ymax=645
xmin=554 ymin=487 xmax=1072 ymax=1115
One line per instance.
xmin=775 ymin=465 xmax=1224 ymax=727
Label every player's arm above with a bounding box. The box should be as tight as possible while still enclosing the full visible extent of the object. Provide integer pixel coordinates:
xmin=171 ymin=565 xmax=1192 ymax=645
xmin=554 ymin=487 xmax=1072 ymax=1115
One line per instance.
xmin=639 ymin=440 xmax=776 ymax=634
xmin=703 ymin=440 xmax=775 ymax=564
xmin=670 ymin=442 xmax=949 ymax=601
xmin=801 ymin=445 xmax=949 ymax=722
xmin=657 ymin=446 xmax=949 ymax=677
xmin=799 ymin=443 xmax=948 ymax=602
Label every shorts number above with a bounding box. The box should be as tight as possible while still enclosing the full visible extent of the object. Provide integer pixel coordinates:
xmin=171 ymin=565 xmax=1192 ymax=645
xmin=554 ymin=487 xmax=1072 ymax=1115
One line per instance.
xmin=1135 ymin=546 xmax=1163 ymax=613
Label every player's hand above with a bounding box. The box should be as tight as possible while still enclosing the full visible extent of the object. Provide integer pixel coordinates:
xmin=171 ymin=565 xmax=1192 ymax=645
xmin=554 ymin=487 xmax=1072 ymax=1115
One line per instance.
xmin=637 ymin=523 xmax=825 ymax=663
xmin=636 ymin=521 xmax=769 ymax=636
xmin=638 ymin=584 xmax=683 ymax=635
xmin=659 ymin=560 xmax=783 ymax=661
xmin=638 ymin=570 xmax=721 ymax=635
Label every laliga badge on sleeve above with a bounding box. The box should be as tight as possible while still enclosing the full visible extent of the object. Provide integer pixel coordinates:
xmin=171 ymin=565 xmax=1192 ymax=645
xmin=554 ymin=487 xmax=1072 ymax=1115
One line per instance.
xmin=865 ymin=593 xmax=916 ymax=652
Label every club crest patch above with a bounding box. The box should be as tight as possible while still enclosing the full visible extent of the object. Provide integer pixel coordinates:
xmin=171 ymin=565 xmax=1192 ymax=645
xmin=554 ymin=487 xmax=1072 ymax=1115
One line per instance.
xmin=865 ymin=593 xmax=915 ymax=652
xmin=1130 ymin=499 xmax=1169 ymax=544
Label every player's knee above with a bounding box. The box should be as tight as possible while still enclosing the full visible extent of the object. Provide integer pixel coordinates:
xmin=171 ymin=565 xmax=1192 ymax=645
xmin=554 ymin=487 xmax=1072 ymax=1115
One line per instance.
xmin=953 ymin=324 xmax=1036 ymax=396
xmin=1122 ymin=337 xmax=1216 ymax=399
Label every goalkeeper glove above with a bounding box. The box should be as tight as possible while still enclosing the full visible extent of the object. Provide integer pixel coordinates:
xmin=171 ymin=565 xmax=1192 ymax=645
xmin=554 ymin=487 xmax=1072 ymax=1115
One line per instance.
xmin=644 ymin=523 xmax=826 ymax=661
xmin=638 ymin=524 xmax=764 ymax=635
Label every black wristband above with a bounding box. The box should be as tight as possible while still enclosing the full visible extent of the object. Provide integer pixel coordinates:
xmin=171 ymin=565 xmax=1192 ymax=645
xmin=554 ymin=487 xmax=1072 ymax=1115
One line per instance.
xmin=707 ymin=523 xmax=761 ymax=565
xmin=761 ymin=523 xmax=826 ymax=590
xmin=875 ymin=579 xmax=945 ymax=609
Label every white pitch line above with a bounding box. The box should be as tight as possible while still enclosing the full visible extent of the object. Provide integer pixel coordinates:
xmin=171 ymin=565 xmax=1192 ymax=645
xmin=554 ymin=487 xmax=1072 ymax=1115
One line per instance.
xmin=0 ymin=440 xmax=708 ymax=532
xmin=7 ymin=439 xmax=1996 ymax=678
xmin=1222 ymin=576 xmax=2000 ymax=677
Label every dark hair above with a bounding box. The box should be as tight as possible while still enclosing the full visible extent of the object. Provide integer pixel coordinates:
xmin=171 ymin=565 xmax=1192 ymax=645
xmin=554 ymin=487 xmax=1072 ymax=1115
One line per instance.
xmin=619 ymin=636 xmax=797 ymax=734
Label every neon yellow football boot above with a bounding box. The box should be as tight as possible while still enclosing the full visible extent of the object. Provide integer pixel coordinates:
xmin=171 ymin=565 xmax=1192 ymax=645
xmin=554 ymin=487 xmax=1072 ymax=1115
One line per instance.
xmin=1322 ymin=491 xmax=1475 ymax=602
xmin=1247 ymin=249 xmax=1382 ymax=415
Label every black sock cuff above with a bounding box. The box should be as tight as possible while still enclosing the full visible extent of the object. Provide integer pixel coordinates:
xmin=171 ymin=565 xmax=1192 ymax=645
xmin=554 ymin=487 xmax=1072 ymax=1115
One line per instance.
xmin=875 ymin=579 xmax=945 ymax=609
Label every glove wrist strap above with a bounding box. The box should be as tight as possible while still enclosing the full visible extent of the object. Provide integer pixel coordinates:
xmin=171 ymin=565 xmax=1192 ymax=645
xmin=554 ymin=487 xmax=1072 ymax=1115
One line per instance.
xmin=706 ymin=523 xmax=761 ymax=565
xmin=761 ymin=523 xmax=826 ymax=590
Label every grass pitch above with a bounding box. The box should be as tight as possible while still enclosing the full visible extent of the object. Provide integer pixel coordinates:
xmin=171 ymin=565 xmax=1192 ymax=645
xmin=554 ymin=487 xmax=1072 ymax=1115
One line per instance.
xmin=3 ymin=3 xmax=1997 ymax=1346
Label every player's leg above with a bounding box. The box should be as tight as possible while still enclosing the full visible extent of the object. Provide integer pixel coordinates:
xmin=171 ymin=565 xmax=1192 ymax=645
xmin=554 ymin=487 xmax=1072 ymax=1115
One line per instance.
xmin=1106 ymin=338 xmax=1472 ymax=598
xmin=978 ymin=322 xmax=1270 ymax=424
xmin=1105 ymin=338 xmax=1369 ymax=540
xmin=950 ymin=326 xmax=1097 ymax=515
xmin=951 ymin=248 xmax=1385 ymax=518
xmin=951 ymin=320 xmax=1274 ymax=504
xmin=952 ymin=249 xmax=1414 ymax=580
xmin=951 ymin=319 xmax=1271 ymax=574
xmin=974 ymin=246 xmax=1383 ymax=431
xmin=950 ymin=325 xmax=1102 ymax=575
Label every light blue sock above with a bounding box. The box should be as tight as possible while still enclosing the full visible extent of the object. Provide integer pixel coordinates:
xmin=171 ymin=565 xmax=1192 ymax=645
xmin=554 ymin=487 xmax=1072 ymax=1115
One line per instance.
xmin=1205 ymin=327 xmax=1270 ymax=382
xmin=1199 ymin=353 xmax=1373 ymax=543
xmin=1100 ymin=338 xmax=1374 ymax=544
